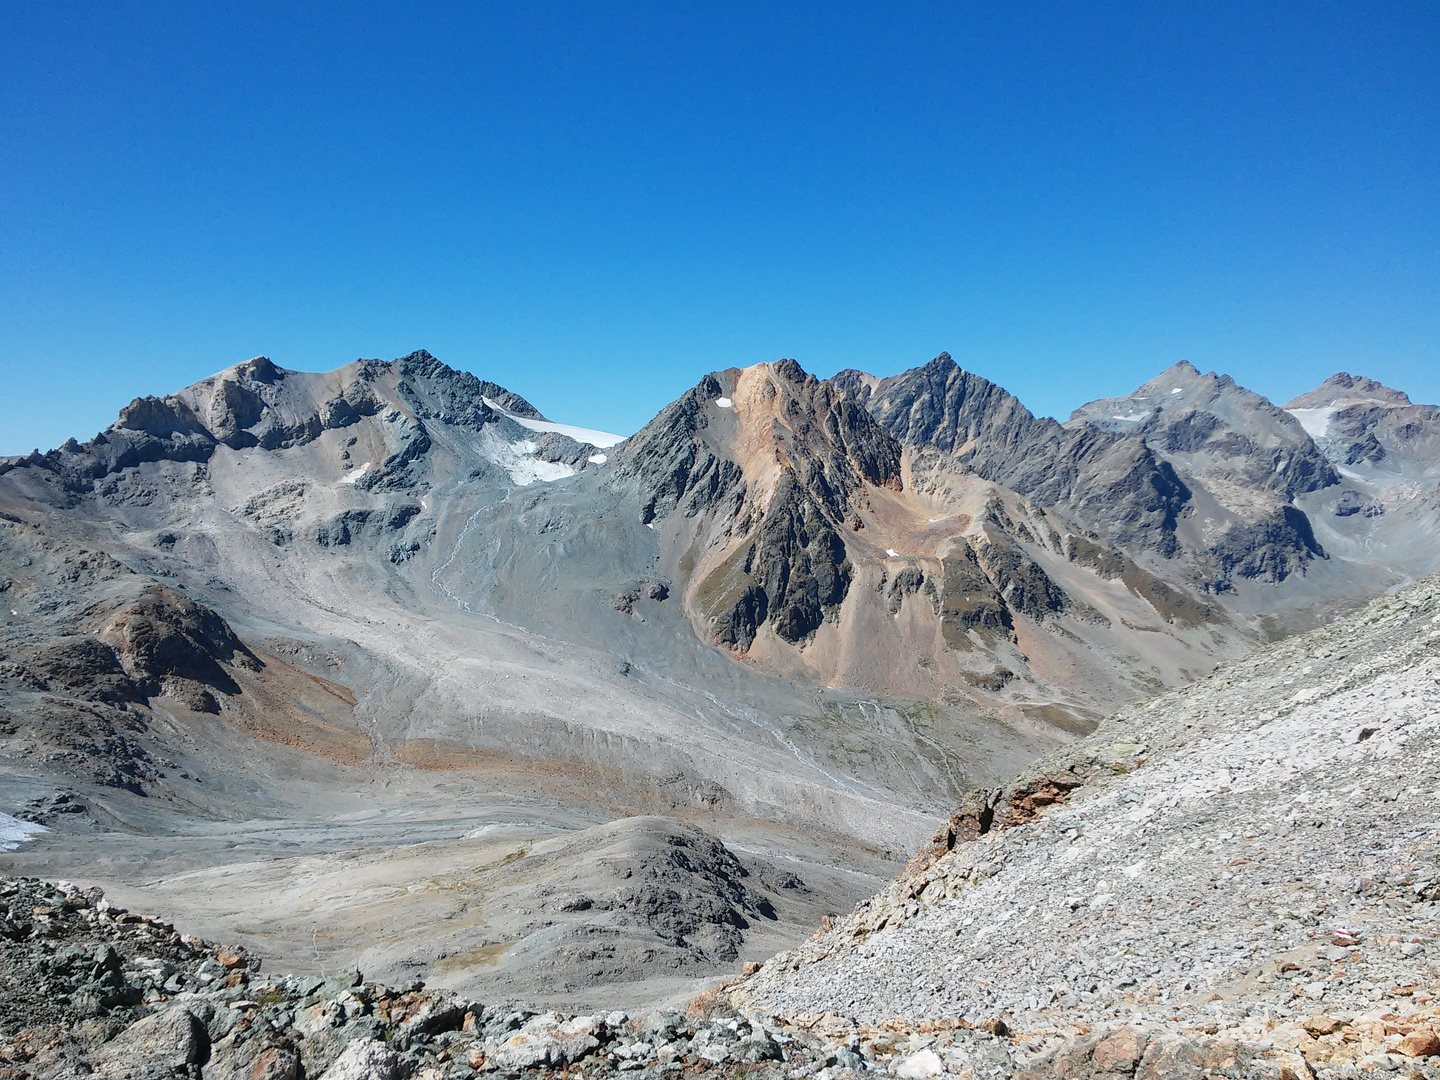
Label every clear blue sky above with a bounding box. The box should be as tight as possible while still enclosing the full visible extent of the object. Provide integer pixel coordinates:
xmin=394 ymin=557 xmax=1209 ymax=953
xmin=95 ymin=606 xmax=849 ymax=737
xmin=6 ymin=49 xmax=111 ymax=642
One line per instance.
xmin=2 ymin=2 xmax=1436 ymax=453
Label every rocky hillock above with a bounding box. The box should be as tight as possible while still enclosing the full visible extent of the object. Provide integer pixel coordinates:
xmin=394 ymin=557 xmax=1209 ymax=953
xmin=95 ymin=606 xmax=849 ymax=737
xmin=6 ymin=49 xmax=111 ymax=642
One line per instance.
xmin=0 ymin=877 xmax=953 ymax=1080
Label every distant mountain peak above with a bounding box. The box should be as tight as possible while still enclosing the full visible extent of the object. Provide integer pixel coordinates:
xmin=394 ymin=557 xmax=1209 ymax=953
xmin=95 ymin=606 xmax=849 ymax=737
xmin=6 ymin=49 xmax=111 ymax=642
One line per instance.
xmin=1285 ymin=372 xmax=1413 ymax=410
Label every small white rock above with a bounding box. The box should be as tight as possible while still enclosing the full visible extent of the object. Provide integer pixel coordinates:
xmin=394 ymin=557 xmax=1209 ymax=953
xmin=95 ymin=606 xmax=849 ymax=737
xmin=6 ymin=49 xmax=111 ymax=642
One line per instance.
xmin=895 ymin=1048 xmax=944 ymax=1078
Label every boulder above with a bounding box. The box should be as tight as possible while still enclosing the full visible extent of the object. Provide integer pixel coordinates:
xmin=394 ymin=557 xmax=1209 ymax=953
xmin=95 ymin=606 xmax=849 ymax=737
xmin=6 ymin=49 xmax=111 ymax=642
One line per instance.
xmin=318 ymin=1038 xmax=408 ymax=1080
xmin=94 ymin=1007 xmax=209 ymax=1075
xmin=484 ymin=1013 xmax=602 ymax=1069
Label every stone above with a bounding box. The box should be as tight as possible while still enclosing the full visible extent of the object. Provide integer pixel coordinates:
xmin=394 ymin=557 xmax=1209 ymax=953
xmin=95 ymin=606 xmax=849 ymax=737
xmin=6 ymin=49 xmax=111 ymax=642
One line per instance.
xmin=1398 ymin=1029 xmax=1440 ymax=1057
xmin=1273 ymin=1053 xmax=1317 ymax=1080
xmin=95 ymin=1007 xmax=209 ymax=1073
xmin=1134 ymin=1034 xmax=1206 ymax=1080
xmin=894 ymin=1048 xmax=943 ymax=1078
xmin=1301 ymin=1015 xmax=1346 ymax=1036
xmin=317 ymin=1038 xmax=408 ymax=1080
xmin=249 ymin=1045 xmax=303 ymax=1080
xmin=398 ymin=997 xmax=465 ymax=1036
xmin=485 ymin=1013 xmax=602 ymax=1069
xmin=1092 ymin=1026 xmax=1149 ymax=1072
xmin=216 ymin=948 xmax=248 ymax=970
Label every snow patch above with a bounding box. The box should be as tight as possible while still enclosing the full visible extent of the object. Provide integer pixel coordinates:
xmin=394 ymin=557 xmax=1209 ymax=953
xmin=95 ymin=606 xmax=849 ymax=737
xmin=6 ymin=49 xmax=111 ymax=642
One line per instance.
xmin=714 ymin=397 xmax=733 ymax=409
xmin=477 ymin=427 xmax=577 ymax=486
xmin=1112 ymin=413 xmax=1148 ymax=422
xmin=0 ymin=813 xmax=47 ymax=852
xmin=885 ymin=548 xmax=900 ymax=558
xmin=481 ymin=397 xmax=626 ymax=448
xmin=1171 ymin=387 xmax=1183 ymax=394
xmin=587 ymin=453 xmax=608 ymax=465
xmin=338 ymin=461 xmax=372 ymax=484
xmin=1286 ymin=406 xmax=1337 ymax=441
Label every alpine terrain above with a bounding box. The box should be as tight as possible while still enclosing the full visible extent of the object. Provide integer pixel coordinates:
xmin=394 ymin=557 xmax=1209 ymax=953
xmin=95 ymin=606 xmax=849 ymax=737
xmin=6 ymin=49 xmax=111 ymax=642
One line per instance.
xmin=1 ymin=349 xmax=1438 ymax=1078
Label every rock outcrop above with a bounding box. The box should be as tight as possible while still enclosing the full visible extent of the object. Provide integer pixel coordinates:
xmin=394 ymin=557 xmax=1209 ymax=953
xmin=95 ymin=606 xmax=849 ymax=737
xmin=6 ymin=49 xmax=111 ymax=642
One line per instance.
xmin=836 ymin=356 xmax=1194 ymax=556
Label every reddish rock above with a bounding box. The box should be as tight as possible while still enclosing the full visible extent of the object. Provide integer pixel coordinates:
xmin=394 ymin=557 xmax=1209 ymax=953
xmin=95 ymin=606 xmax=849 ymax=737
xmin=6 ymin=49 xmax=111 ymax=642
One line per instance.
xmin=1399 ymin=1028 xmax=1440 ymax=1057
xmin=248 ymin=1045 xmax=300 ymax=1080
xmin=1301 ymin=1015 xmax=1345 ymax=1036
xmin=217 ymin=947 xmax=248 ymax=970
xmin=1092 ymin=1027 xmax=1148 ymax=1072
xmin=1134 ymin=1034 xmax=1206 ymax=1080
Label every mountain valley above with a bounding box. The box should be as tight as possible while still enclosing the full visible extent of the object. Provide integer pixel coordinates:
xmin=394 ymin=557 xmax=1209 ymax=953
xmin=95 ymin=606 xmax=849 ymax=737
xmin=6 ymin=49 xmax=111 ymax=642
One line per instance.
xmin=1 ymin=348 xmax=1438 ymax=1026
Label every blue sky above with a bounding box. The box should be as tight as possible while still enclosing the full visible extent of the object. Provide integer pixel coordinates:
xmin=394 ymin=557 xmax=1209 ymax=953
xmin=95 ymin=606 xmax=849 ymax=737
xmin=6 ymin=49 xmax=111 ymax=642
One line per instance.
xmin=2 ymin=2 xmax=1436 ymax=452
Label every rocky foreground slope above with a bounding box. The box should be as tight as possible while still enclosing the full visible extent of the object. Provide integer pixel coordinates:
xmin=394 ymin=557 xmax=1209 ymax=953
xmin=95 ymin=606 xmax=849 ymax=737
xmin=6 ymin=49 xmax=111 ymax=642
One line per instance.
xmin=4 ymin=578 xmax=1439 ymax=1079
xmin=727 ymin=574 xmax=1440 ymax=1077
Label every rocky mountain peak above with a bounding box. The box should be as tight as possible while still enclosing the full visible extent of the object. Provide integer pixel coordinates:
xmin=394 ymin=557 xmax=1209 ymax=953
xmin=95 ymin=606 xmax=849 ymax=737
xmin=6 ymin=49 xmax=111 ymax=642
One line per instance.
xmin=1069 ymin=361 xmax=1279 ymax=436
xmin=393 ymin=349 xmax=544 ymax=421
xmin=837 ymin=352 xmax=1039 ymax=458
xmin=1069 ymin=361 xmax=1339 ymax=536
xmin=1283 ymin=371 xmax=1440 ymax=480
xmin=1285 ymin=371 xmax=1415 ymax=410
xmin=235 ymin=355 xmax=281 ymax=384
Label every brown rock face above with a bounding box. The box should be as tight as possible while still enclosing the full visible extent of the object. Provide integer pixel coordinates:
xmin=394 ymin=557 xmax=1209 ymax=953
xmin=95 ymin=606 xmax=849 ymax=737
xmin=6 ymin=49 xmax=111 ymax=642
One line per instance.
xmin=908 ymin=769 xmax=1086 ymax=873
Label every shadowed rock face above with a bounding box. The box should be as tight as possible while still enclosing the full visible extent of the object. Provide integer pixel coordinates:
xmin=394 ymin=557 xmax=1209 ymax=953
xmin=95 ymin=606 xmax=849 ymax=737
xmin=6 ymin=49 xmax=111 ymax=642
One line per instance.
xmin=836 ymin=355 xmax=1193 ymax=556
xmin=1284 ymin=371 xmax=1440 ymax=482
xmin=704 ymin=472 xmax=851 ymax=647
xmin=617 ymin=374 xmax=746 ymax=525
xmin=939 ymin=540 xmax=1011 ymax=643
xmin=1201 ymin=504 xmax=1327 ymax=589
xmin=17 ymin=636 xmax=140 ymax=705
xmin=619 ymin=360 xmax=901 ymax=649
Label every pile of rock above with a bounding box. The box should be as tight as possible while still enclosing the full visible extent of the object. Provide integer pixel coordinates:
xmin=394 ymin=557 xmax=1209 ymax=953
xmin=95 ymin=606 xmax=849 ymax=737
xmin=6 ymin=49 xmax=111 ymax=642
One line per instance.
xmin=0 ymin=876 xmax=1025 ymax=1080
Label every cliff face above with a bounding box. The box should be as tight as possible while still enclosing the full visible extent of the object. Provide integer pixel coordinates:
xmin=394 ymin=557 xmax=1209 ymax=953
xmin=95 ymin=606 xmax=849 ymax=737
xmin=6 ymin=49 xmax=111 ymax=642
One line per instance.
xmin=618 ymin=360 xmax=902 ymax=650
xmin=835 ymin=355 xmax=1194 ymax=556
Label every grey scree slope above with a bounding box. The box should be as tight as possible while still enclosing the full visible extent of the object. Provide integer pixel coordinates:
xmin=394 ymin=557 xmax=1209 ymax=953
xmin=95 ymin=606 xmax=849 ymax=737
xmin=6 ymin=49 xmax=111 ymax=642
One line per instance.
xmin=730 ymin=574 xmax=1440 ymax=1075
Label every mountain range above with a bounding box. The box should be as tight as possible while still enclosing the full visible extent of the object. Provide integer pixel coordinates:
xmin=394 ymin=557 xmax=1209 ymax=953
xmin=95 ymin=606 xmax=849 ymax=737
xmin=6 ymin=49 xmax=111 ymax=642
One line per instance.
xmin=2 ymin=349 xmax=1437 ymax=1008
